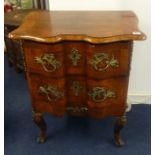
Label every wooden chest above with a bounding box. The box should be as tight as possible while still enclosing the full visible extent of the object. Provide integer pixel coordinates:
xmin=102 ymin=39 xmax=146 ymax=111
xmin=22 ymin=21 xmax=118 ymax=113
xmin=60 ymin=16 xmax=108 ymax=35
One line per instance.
xmin=9 ymin=11 xmax=146 ymax=146
xmin=4 ymin=9 xmax=38 ymax=72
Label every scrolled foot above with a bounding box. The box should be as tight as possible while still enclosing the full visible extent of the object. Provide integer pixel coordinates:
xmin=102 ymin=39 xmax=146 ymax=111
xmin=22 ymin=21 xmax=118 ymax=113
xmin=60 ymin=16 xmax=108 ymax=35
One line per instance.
xmin=114 ymin=136 xmax=125 ymax=147
xmin=32 ymin=111 xmax=47 ymax=144
xmin=114 ymin=115 xmax=127 ymax=147
xmin=37 ymin=135 xmax=46 ymax=144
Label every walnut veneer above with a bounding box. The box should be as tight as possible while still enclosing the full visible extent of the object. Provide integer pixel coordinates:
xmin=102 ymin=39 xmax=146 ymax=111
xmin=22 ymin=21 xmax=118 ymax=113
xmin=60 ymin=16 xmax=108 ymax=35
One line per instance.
xmin=9 ymin=11 xmax=146 ymax=146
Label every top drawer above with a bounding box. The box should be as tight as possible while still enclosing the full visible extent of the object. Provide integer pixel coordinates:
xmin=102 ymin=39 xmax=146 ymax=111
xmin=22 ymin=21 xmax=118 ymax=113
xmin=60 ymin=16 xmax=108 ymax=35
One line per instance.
xmin=23 ymin=41 xmax=65 ymax=77
xmin=23 ymin=41 xmax=132 ymax=79
xmin=86 ymin=41 xmax=132 ymax=79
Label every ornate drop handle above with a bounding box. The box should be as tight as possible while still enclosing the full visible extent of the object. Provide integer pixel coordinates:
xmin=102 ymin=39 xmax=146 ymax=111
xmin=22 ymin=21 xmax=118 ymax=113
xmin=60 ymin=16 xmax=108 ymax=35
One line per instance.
xmin=39 ymin=85 xmax=64 ymax=102
xmin=88 ymin=53 xmax=119 ymax=72
xmin=34 ymin=53 xmax=62 ymax=72
xmin=88 ymin=87 xmax=116 ymax=103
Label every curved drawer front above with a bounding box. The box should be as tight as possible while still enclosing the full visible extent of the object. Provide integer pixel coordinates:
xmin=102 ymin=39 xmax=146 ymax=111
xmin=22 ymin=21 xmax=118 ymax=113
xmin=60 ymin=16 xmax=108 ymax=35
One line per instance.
xmin=23 ymin=41 xmax=131 ymax=118
xmin=65 ymin=75 xmax=88 ymax=116
xmin=66 ymin=76 xmax=87 ymax=107
xmin=23 ymin=41 xmax=131 ymax=79
xmin=27 ymin=74 xmax=66 ymax=116
xmin=23 ymin=41 xmax=65 ymax=77
xmin=87 ymin=77 xmax=129 ymax=109
xmin=88 ymin=105 xmax=126 ymax=119
xmin=86 ymin=42 xmax=132 ymax=79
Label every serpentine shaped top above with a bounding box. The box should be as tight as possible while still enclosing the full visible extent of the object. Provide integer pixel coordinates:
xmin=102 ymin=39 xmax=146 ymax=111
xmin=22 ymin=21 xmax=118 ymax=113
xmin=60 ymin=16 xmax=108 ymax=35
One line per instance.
xmin=8 ymin=11 xmax=146 ymax=43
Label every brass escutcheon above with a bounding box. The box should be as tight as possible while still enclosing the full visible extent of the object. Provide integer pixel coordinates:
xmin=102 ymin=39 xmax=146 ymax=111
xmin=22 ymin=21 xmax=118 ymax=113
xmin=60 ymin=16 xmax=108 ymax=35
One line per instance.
xmin=69 ymin=48 xmax=82 ymax=66
xmin=70 ymin=81 xmax=82 ymax=96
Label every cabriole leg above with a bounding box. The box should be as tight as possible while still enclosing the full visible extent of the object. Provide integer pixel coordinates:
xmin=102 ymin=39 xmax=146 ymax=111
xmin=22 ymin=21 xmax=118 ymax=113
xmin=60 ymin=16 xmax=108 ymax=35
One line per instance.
xmin=114 ymin=115 xmax=127 ymax=146
xmin=32 ymin=112 xmax=47 ymax=144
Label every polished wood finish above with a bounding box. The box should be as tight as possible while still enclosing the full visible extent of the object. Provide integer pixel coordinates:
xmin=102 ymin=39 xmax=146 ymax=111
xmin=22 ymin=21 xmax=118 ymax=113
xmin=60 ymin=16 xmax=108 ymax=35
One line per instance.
xmin=23 ymin=41 xmax=132 ymax=78
xmin=24 ymin=40 xmax=131 ymax=144
xmin=9 ymin=11 xmax=146 ymax=43
xmin=87 ymin=77 xmax=129 ymax=109
xmin=8 ymin=11 xmax=146 ymax=146
xmin=86 ymin=41 xmax=132 ymax=79
xmin=27 ymin=74 xmax=66 ymax=116
xmin=23 ymin=40 xmax=131 ymax=118
xmin=23 ymin=41 xmax=65 ymax=77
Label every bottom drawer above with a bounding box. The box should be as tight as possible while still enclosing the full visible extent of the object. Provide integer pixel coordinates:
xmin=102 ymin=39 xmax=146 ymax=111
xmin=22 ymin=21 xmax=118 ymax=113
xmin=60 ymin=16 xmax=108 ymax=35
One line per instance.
xmin=27 ymin=74 xmax=66 ymax=116
xmin=88 ymin=105 xmax=126 ymax=119
xmin=27 ymin=73 xmax=128 ymax=118
xmin=87 ymin=77 xmax=129 ymax=119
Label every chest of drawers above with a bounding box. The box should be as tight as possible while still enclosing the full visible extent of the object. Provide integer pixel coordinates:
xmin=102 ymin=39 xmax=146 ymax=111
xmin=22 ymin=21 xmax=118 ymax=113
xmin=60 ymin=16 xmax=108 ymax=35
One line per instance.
xmin=9 ymin=11 xmax=146 ymax=146
xmin=4 ymin=9 xmax=38 ymax=72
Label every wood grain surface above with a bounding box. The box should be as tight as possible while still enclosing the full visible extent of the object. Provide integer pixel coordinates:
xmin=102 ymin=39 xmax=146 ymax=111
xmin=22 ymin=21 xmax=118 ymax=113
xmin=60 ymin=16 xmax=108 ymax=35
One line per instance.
xmin=9 ymin=11 xmax=146 ymax=43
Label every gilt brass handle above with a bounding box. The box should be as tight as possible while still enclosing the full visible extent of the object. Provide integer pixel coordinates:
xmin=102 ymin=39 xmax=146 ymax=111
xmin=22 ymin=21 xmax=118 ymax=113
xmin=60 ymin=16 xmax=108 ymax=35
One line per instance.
xmin=88 ymin=87 xmax=116 ymax=103
xmin=88 ymin=53 xmax=119 ymax=72
xmin=34 ymin=53 xmax=62 ymax=72
xmin=39 ymin=85 xmax=64 ymax=102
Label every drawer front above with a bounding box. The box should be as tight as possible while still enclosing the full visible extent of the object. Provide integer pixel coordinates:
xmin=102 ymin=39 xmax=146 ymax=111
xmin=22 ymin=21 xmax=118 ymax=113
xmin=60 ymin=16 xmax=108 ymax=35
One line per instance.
xmin=87 ymin=77 xmax=128 ymax=119
xmin=24 ymin=41 xmax=131 ymax=79
xmin=66 ymin=75 xmax=87 ymax=105
xmin=87 ymin=77 xmax=129 ymax=109
xmin=23 ymin=41 xmax=65 ymax=77
xmin=66 ymin=76 xmax=88 ymax=116
xmin=64 ymin=42 xmax=86 ymax=75
xmin=27 ymin=74 xmax=66 ymax=116
xmin=86 ymin=42 xmax=132 ymax=79
xmin=24 ymin=41 xmax=131 ymax=117
xmin=88 ymin=105 xmax=126 ymax=119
